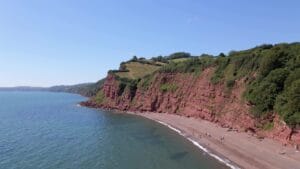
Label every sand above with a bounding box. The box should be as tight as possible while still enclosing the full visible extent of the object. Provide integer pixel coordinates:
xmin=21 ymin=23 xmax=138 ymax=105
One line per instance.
xmin=127 ymin=112 xmax=300 ymax=169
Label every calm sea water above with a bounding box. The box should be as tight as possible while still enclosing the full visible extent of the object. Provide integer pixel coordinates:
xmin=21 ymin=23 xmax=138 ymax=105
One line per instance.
xmin=0 ymin=91 xmax=228 ymax=169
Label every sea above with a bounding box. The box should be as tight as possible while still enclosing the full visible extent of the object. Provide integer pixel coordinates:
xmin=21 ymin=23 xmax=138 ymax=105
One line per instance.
xmin=0 ymin=91 xmax=229 ymax=169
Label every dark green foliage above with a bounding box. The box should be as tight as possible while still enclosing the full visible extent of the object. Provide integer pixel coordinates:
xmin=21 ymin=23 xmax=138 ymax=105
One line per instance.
xmin=119 ymin=62 xmax=128 ymax=71
xmin=254 ymin=44 xmax=273 ymax=50
xmin=116 ymin=77 xmax=139 ymax=98
xmin=275 ymin=80 xmax=300 ymax=127
xmin=226 ymin=79 xmax=235 ymax=88
xmin=150 ymin=52 xmax=192 ymax=63
xmin=210 ymin=57 xmax=230 ymax=84
xmin=131 ymin=56 xmax=138 ymax=61
xmin=118 ymin=82 xmax=127 ymax=96
xmin=242 ymin=43 xmax=300 ymax=126
xmin=211 ymin=48 xmax=263 ymax=84
xmin=125 ymin=57 xmax=163 ymax=66
xmin=209 ymin=42 xmax=300 ymax=126
xmin=259 ymin=48 xmax=290 ymax=78
xmin=102 ymin=42 xmax=300 ymax=127
xmin=159 ymin=56 xmax=214 ymax=74
xmin=151 ymin=55 xmax=168 ymax=63
xmin=138 ymin=74 xmax=154 ymax=90
xmin=219 ymin=53 xmax=226 ymax=57
xmin=246 ymin=82 xmax=278 ymax=116
xmin=284 ymin=68 xmax=300 ymax=88
xmin=167 ymin=52 xmax=191 ymax=59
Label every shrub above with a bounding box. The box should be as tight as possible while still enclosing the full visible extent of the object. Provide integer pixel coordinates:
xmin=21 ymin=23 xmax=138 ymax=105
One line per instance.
xmin=116 ymin=77 xmax=139 ymax=98
xmin=167 ymin=52 xmax=191 ymax=59
xmin=138 ymin=74 xmax=154 ymax=90
xmin=226 ymin=79 xmax=235 ymax=88
xmin=275 ymin=80 xmax=300 ymax=127
xmin=94 ymin=91 xmax=105 ymax=104
xmin=263 ymin=122 xmax=274 ymax=130
xmin=159 ymin=56 xmax=214 ymax=74
xmin=160 ymin=83 xmax=178 ymax=93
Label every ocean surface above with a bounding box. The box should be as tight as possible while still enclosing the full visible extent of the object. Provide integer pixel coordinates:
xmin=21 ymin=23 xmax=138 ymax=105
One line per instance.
xmin=0 ymin=91 xmax=228 ymax=169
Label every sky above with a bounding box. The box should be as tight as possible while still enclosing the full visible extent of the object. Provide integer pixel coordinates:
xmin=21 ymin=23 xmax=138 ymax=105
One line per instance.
xmin=0 ymin=0 xmax=299 ymax=87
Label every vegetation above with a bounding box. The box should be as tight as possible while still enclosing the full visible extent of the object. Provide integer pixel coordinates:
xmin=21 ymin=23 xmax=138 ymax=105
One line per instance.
xmin=159 ymin=56 xmax=214 ymax=74
xmin=94 ymin=90 xmax=106 ymax=104
xmin=94 ymin=43 xmax=300 ymax=127
xmin=160 ymin=83 xmax=178 ymax=93
xmin=49 ymin=78 xmax=105 ymax=97
xmin=115 ymin=77 xmax=139 ymax=98
xmin=263 ymin=122 xmax=274 ymax=131
xmin=114 ymin=61 xmax=161 ymax=79
xmin=150 ymin=43 xmax=299 ymax=127
xmin=151 ymin=52 xmax=192 ymax=63
xmin=208 ymin=43 xmax=300 ymax=127
xmin=138 ymin=74 xmax=154 ymax=90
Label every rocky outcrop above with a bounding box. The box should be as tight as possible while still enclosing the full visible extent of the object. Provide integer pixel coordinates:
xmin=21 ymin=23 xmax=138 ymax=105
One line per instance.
xmin=82 ymin=68 xmax=300 ymax=146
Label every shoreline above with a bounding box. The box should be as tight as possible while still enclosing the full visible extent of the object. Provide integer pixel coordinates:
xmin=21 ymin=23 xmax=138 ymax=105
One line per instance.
xmin=123 ymin=111 xmax=300 ymax=169
xmin=155 ymin=119 xmax=240 ymax=169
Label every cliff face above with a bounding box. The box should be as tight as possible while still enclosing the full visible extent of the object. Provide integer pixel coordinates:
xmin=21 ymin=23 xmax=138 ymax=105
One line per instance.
xmin=133 ymin=68 xmax=254 ymax=129
xmin=82 ymin=68 xmax=300 ymax=145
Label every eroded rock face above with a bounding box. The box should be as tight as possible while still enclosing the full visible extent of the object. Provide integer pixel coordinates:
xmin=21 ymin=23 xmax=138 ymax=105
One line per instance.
xmin=259 ymin=115 xmax=300 ymax=145
xmin=133 ymin=68 xmax=255 ymax=131
xmin=83 ymin=68 xmax=299 ymax=145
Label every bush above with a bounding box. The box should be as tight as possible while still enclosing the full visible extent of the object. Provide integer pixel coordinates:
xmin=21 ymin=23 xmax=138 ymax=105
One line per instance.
xmin=226 ymin=79 xmax=235 ymax=88
xmin=167 ymin=52 xmax=191 ymax=60
xmin=138 ymin=74 xmax=154 ymax=90
xmin=245 ymin=68 xmax=289 ymax=116
xmin=159 ymin=57 xmax=214 ymax=74
xmin=160 ymin=83 xmax=178 ymax=93
xmin=116 ymin=77 xmax=139 ymax=98
xmin=263 ymin=122 xmax=274 ymax=130
xmin=94 ymin=91 xmax=105 ymax=104
xmin=275 ymin=80 xmax=300 ymax=127
xmin=208 ymin=42 xmax=300 ymax=126
xmin=210 ymin=57 xmax=230 ymax=84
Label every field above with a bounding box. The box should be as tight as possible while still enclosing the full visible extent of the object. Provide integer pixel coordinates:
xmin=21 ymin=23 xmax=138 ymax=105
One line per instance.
xmin=115 ymin=61 xmax=162 ymax=79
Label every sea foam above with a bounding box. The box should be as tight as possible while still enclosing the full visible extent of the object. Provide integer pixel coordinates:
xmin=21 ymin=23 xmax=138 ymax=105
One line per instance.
xmin=156 ymin=120 xmax=240 ymax=169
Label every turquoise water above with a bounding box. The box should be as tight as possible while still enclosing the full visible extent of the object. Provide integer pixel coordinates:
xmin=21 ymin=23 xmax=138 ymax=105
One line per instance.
xmin=0 ymin=91 xmax=228 ymax=169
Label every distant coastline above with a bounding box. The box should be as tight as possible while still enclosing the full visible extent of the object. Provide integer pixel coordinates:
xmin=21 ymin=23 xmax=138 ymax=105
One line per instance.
xmin=0 ymin=81 xmax=102 ymax=97
xmin=0 ymin=86 xmax=48 ymax=91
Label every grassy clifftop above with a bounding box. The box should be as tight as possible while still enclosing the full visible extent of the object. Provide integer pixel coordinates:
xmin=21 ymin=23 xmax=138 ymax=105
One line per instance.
xmin=114 ymin=61 xmax=162 ymax=79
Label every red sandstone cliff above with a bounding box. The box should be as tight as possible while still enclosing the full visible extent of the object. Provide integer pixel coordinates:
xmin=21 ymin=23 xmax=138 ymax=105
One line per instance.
xmin=82 ymin=68 xmax=300 ymax=145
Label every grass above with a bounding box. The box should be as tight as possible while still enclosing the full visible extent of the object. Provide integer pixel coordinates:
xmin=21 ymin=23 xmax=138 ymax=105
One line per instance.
xmin=94 ymin=90 xmax=105 ymax=104
xmin=170 ymin=57 xmax=191 ymax=63
xmin=263 ymin=122 xmax=274 ymax=131
xmin=115 ymin=62 xmax=161 ymax=79
xmin=138 ymin=74 xmax=154 ymax=90
xmin=160 ymin=83 xmax=178 ymax=93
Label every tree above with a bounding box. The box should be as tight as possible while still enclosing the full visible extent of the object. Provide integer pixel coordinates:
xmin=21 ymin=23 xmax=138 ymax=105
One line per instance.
xmin=131 ymin=56 xmax=138 ymax=61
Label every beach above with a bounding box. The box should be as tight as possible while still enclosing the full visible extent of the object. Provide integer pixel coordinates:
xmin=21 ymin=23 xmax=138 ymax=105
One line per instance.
xmin=128 ymin=112 xmax=300 ymax=169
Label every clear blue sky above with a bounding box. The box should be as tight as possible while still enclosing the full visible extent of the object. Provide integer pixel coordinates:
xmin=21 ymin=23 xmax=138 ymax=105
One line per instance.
xmin=1 ymin=0 xmax=299 ymax=87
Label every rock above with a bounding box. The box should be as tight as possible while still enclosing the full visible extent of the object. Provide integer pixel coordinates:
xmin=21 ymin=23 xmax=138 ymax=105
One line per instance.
xmin=279 ymin=151 xmax=286 ymax=155
xmin=85 ymin=68 xmax=300 ymax=146
xmin=295 ymin=144 xmax=299 ymax=151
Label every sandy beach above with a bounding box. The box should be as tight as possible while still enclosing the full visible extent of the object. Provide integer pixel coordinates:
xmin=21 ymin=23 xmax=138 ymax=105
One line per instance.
xmin=127 ymin=112 xmax=300 ymax=169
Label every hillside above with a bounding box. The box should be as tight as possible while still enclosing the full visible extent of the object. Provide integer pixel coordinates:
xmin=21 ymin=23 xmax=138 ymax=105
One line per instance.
xmin=49 ymin=79 xmax=105 ymax=97
xmin=0 ymin=86 xmax=48 ymax=91
xmin=82 ymin=43 xmax=300 ymax=145
xmin=0 ymin=80 xmax=105 ymax=97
